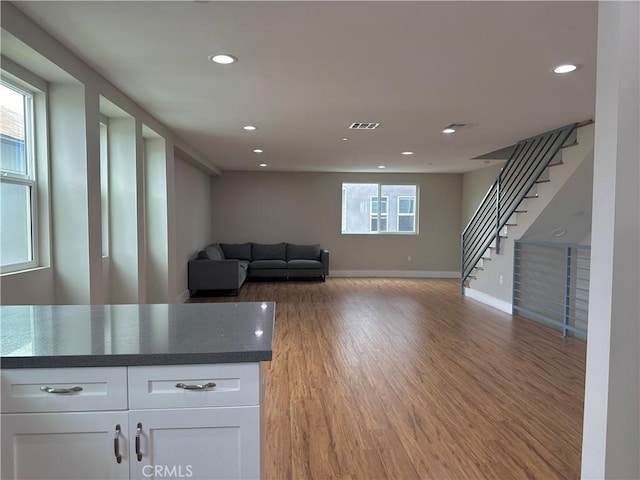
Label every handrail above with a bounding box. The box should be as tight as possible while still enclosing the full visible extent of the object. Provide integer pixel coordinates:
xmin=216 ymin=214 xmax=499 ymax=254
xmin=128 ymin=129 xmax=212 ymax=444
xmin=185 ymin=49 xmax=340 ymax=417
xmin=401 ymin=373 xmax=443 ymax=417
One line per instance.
xmin=461 ymin=122 xmax=579 ymax=291
xmin=513 ymin=240 xmax=590 ymax=337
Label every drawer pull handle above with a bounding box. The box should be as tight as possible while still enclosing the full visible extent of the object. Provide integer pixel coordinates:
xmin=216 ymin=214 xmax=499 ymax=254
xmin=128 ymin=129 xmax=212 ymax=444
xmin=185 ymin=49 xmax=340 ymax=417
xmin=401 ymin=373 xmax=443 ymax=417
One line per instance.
xmin=114 ymin=424 xmax=122 ymax=464
xmin=175 ymin=382 xmax=217 ymax=390
xmin=135 ymin=422 xmax=143 ymax=461
xmin=40 ymin=386 xmax=83 ymax=394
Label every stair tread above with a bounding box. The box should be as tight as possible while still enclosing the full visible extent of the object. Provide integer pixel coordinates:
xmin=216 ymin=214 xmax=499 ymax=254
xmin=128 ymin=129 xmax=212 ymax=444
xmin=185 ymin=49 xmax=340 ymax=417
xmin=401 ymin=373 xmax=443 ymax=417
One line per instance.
xmin=560 ymin=141 xmax=579 ymax=149
xmin=536 ymin=179 xmax=551 ymax=184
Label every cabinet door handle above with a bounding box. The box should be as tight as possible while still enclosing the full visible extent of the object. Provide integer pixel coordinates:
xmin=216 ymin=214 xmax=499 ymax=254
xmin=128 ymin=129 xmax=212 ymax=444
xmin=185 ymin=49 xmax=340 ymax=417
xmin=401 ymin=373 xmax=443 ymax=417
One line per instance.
xmin=114 ymin=424 xmax=122 ymax=464
xmin=175 ymin=382 xmax=216 ymax=390
xmin=135 ymin=422 xmax=143 ymax=461
xmin=40 ymin=386 xmax=83 ymax=394
xmin=136 ymin=422 xmax=142 ymax=462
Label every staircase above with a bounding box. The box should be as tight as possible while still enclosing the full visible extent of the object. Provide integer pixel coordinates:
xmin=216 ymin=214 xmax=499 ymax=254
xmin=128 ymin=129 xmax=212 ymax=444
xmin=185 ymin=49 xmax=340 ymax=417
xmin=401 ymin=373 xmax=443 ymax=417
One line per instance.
xmin=461 ymin=121 xmax=593 ymax=295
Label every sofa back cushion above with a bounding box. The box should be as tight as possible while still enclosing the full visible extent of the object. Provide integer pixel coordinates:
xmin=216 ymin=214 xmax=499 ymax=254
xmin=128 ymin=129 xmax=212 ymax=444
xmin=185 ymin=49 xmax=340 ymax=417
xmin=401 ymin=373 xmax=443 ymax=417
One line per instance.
xmin=220 ymin=243 xmax=252 ymax=260
xmin=252 ymin=242 xmax=287 ymax=261
xmin=287 ymin=243 xmax=321 ymax=261
xmin=198 ymin=243 xmax=225 ymax=261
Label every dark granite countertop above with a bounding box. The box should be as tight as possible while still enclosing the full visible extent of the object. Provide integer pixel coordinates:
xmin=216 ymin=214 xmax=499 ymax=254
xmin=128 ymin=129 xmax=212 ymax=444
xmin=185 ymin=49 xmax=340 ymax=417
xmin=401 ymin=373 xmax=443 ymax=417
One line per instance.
xmin=0 ymin=303 xmax=274 ymax=368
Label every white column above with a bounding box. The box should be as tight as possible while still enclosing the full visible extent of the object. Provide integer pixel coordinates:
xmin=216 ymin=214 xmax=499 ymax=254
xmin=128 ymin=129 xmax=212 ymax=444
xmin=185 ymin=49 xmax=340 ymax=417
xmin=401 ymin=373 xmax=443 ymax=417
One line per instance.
xmin=581 ymin=2 xmax=640 ymax=479
xmin=49 ymin=83 xmax=103 ymax=305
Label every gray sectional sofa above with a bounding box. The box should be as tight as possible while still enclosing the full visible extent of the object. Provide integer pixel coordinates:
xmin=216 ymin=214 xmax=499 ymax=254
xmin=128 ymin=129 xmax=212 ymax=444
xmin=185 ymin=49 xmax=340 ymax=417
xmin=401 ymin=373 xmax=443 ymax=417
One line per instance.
xmin=188 ymin=242 xmax=329 ymax=295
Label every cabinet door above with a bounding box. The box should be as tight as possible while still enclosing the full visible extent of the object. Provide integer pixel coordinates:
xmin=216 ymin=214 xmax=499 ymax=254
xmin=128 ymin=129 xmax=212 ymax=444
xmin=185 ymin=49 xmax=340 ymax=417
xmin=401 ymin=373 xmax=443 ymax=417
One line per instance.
xmin=129 ymin=406 xmax=260 ymax=480
xmin=1 ymin=411 xmax=129 ymax=480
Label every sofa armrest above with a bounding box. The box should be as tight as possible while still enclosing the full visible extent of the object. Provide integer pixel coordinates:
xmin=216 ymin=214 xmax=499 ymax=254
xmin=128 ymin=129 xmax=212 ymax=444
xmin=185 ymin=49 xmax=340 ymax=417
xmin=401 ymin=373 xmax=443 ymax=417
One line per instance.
xmin=320 ymin=249 xmax=330 ymax=274
xmin=188 ymin=259 xmax=241 ymax=291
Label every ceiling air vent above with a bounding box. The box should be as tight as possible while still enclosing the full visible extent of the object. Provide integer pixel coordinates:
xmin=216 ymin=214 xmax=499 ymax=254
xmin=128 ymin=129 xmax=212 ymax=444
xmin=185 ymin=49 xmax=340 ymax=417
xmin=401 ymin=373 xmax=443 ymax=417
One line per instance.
xmin=349 ymin=122 xmax=380 ymax=130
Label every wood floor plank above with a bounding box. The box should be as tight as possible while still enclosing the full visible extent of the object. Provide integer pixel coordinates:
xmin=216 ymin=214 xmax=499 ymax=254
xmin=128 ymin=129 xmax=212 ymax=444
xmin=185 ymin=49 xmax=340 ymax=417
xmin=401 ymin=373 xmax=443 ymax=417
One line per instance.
xmin=190 ymin=278 xmax=586 ymax=479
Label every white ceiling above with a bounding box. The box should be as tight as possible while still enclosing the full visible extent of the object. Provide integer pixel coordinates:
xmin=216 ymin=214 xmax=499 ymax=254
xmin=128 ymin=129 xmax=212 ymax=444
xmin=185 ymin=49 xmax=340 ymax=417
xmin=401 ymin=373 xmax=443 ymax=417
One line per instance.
xmin=10 ymin=1 xmax=597 ymax=174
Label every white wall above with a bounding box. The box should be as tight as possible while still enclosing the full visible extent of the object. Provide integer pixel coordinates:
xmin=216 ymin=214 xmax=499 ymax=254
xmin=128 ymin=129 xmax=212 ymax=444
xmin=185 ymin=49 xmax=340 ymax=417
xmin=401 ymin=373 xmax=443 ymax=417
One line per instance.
xmin=210 ymin=171 xmax=462 ymax=274
xmin=581 ymin=1 xmax=640 ymax=478
xmin=174 ymin=158 xmax=212 ymax=300
xmin=461 ymin=164 xmax=503 ymax=227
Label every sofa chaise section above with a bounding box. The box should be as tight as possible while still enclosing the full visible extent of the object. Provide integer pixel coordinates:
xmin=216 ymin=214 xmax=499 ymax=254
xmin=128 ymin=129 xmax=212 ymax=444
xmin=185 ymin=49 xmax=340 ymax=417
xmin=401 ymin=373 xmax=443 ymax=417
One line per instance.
xmin=188 ymin=243 xmax=248 ymax=295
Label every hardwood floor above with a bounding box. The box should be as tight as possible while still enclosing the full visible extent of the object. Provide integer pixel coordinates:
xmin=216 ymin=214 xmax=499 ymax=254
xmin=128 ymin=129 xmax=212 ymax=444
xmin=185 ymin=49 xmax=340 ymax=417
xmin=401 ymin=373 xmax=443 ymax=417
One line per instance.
xmin=189 ymin=278 xmax=587 ymax=479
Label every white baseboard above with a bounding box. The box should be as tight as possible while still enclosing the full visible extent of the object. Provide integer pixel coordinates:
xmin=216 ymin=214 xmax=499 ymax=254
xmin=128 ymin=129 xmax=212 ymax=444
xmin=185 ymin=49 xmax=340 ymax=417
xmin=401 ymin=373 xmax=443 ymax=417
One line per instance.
xmin=331 ymin=270 xmax=460 ymax=279
xmin=463 ymin=287 xmax=513 ymax=314
xmin=176 ymin=290 xmax=191 ymax=303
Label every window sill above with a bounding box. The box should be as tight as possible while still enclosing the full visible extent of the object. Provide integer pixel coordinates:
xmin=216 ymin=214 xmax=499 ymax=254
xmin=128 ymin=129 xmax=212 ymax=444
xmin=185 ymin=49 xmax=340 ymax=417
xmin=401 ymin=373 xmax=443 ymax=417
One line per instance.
xmin=1 ymin=265 xmax=50 ymax=277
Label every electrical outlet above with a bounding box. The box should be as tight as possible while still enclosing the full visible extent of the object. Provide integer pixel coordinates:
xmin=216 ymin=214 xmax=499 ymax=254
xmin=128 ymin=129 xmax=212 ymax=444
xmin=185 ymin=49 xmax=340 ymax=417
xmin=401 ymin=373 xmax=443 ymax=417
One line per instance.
xmin=499 ymin=275 xmax=504 ymax=285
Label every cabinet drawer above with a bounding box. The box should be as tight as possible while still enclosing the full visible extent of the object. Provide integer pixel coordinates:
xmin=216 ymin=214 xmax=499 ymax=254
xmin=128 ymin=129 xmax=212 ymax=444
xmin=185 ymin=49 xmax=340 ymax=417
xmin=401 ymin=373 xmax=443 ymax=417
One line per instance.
xmin=1 ymin=367 xmax=128 ymax=413
xmin=128 ymin=363 xmax=260 ymax=409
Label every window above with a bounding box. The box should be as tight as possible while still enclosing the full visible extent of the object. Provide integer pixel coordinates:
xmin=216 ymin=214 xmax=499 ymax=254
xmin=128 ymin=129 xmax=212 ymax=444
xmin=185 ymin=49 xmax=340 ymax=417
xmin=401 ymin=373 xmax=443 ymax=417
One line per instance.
xmin=0 ymin=79 xmax=37 ymax=272
xmin=370 ymin=195 xmax=388 ymax=232
xmin=342 ymin=183 xmax=418 ymax=234
xmin=397 ymin=196 xmax=416 ymax=232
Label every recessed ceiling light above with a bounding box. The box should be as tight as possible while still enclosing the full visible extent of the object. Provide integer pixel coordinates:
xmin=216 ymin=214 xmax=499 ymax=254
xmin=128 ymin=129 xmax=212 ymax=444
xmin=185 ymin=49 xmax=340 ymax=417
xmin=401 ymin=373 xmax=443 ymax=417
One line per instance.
xmin=341 ymin=137 xmax=349 ymax=141
xmin=401 ymin=151 xmax=414 ymax=155
xmin=553 ymin=64 xmax=578 ymax=74
xmin=253 ymin=149 xmax=263 ymax=153
xmin=442 ymin=128 xmax=456 ymax=134
xmin=243 ymin=125 xmax=257 ymax=131
xmin=209 ymin=54 xmax=237 ymax=65
xmin=258 ymin=162 xmax=268 ymax=168
xmin=377 ymin=165 xmax=386 ymax=169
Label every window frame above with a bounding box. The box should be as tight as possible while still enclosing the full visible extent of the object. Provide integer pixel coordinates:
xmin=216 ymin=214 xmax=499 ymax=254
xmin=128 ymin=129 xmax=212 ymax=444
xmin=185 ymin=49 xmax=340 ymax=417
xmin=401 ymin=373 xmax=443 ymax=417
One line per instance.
xmin=370 ymin=195 xmax=389 ymax=232
xmin=0 ymin=77 xmax=39 ymax=273
xmin=397 ymin=195 xmax=416 ymax=232
xmin=341 ymin=183 xmax=419 ymax=235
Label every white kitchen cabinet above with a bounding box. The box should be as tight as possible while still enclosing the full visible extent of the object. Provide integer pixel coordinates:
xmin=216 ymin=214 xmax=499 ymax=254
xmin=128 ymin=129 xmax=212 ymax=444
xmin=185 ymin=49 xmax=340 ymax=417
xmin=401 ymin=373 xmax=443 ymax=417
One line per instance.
xmin=1 ymin=411 xmax=130 ymax=480
xmin=127 ymin=363 xmax=263 ymax=480
xmin=1 ymin=367 xmax=130 ymax=480
xmin=129 ymin=407 xmax=260 ymax=480
xmin=1 ymin=363 xmax=265 ymax=480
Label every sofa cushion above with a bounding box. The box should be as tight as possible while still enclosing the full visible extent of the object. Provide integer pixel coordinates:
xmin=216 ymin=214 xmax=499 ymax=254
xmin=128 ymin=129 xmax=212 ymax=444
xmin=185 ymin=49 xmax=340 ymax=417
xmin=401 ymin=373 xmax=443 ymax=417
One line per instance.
xmin=238 ymin=260 xmax=250 ymax=271
xmin=287 ymin=259 xmax=323 ymax=269
xmin=252 ymin=242 xmax=286 ymax=261
xmin=287 ymin=243 xmax=321 ymax=261
xmin=198 ymin=243 xmax=225 ymax=261
xmin=220 ymin=243 xmax=252 ymax=260
xmin=250 ymin=259 xmax=287 ymax=270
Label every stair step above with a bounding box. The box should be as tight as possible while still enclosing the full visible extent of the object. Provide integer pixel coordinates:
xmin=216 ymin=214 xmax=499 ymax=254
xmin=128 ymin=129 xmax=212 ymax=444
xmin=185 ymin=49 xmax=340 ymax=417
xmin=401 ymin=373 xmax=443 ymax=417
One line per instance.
xmin=514 ymin=210 xmax=527 ymax=213
xmin=468 ymin=275 xmax=477 ymax=280
xmin=560 ymin=141 xmax=579 ymax=149
xmin=524 ymin=194 xmax=539 ymax=199
xmin=506 ymin=223 xmax=517 ymax=226
xmin=474 ymin=266 xmax=484 ymax=271
xmin=535 ymin=179 xmax=551 ymax=184
xmin=547 ymin=161 xmax=565 ymax=167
